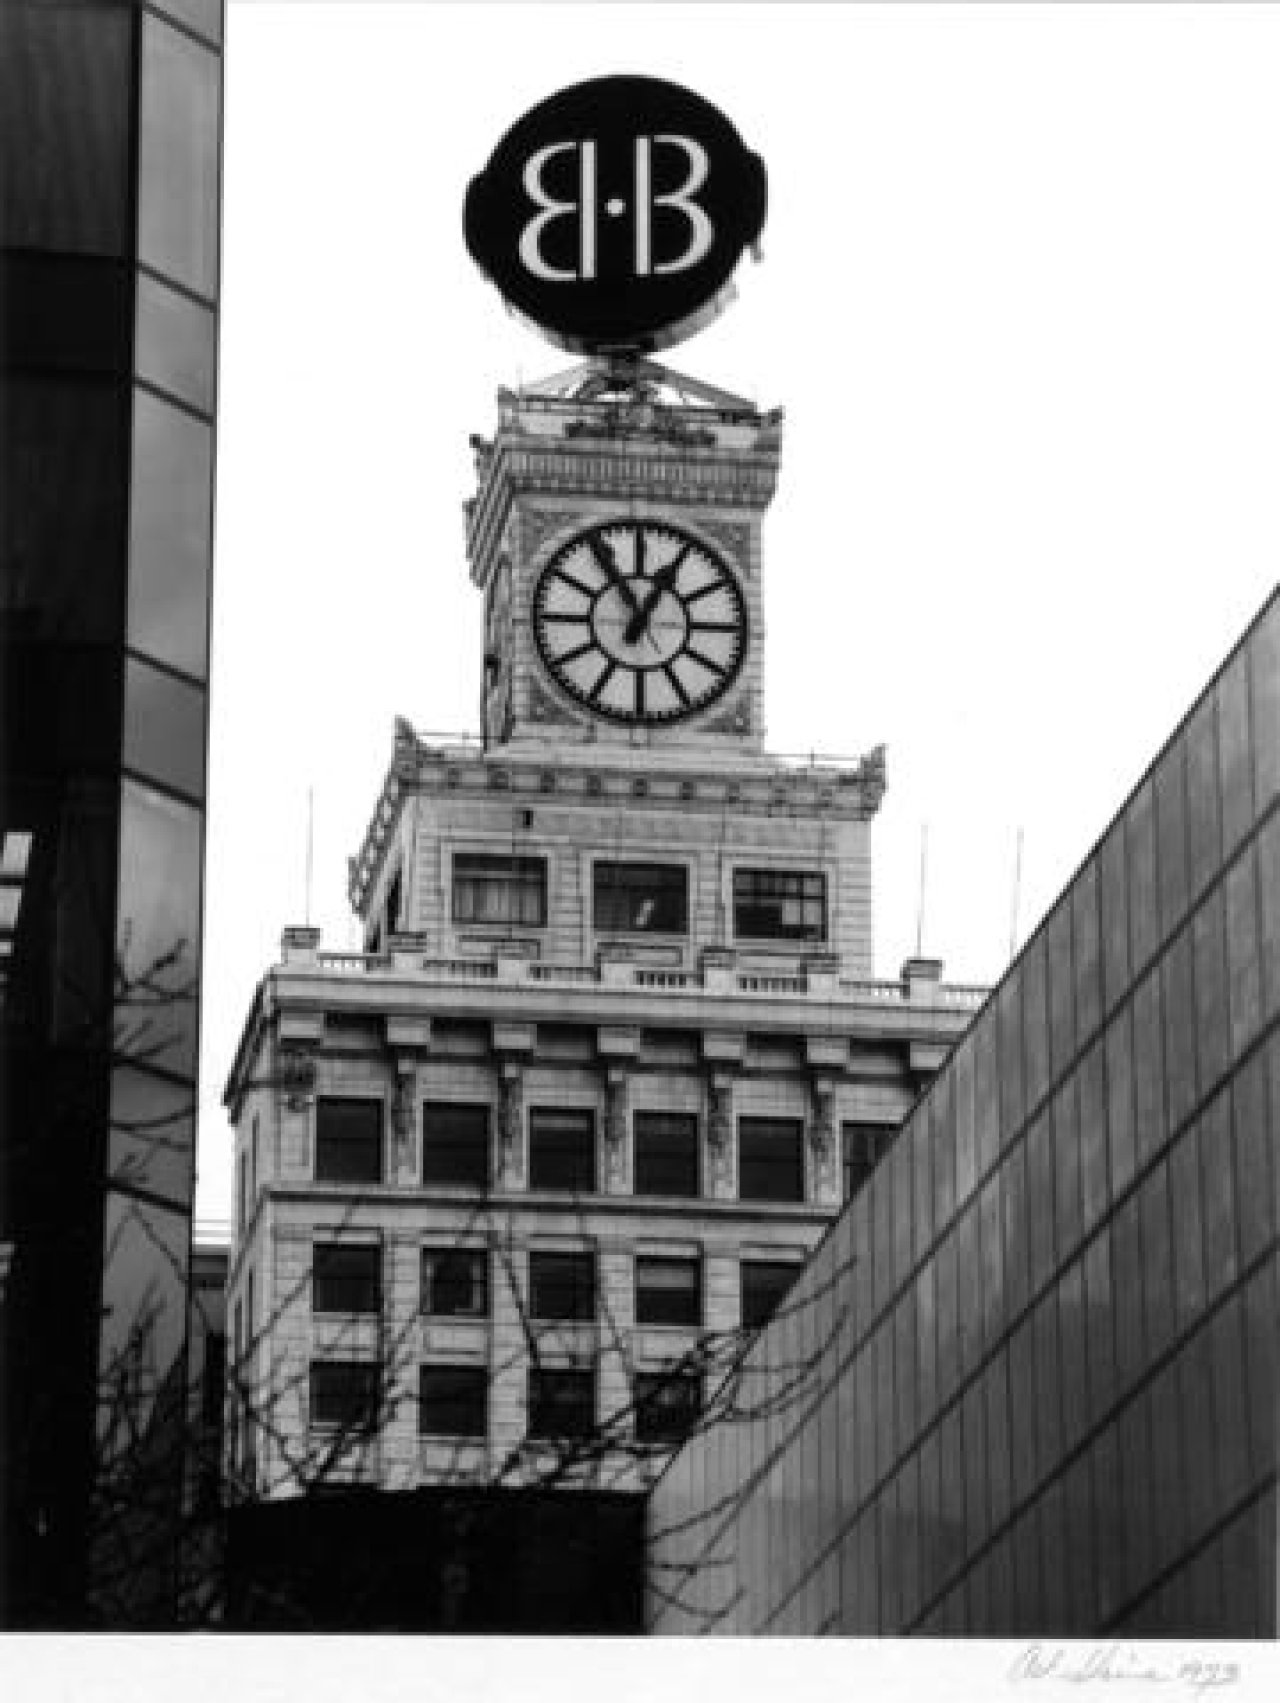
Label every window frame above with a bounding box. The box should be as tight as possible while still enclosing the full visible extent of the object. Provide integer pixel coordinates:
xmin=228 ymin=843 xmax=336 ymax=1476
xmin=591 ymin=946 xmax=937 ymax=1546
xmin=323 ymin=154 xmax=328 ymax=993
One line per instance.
xmin=592 ymin=859 xmax=689 ymax=935
xmin=528 ymin=1250 xmax=596 ymax=1323
xmin=633 ymin=1110 xmax=700 ymax=1198
xmin=419 ymin=1363 xmax=488 ymax=1439
xmin=451 ymin=851 xmax=547 ymax=927
xmin=312 ymin=1242 xmax=382 ymax=1315
xmin=634 ymin=1369 xmax=702 ymax=1444
xmin=309 ymin=1359 xmax=380 ymax=1432
xmin=313 ymin=1096 xmax=384 ymax=1185
xmin=737 ymin=1116 xmax=806 ymax=1203
xmin=421 ymin=1100 xmax=491 ymax=1188
xmin=732 ymin=866 xmax=827 ymax=943
xmin=634 ymin=1255 xmax=702 ymax=1327
xmin=740 ymin=1259 xmax=803 ymax=1329
xmin=527 ymin=1366 xmax=596 ymax=1440
xmin=842 ymin=1121 xmax=895 ymax=1200
xmin=421 ymin=1246 xmax=489 ymax=1319
xmin=527 ymin=1106 xmax=596 ymax=1193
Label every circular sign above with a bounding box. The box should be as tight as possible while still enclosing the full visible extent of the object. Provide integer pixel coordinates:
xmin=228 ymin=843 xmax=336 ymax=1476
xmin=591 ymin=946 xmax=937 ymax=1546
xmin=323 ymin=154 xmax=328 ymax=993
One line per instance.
xmin=463 ymin=75 xmax=767 ymax=355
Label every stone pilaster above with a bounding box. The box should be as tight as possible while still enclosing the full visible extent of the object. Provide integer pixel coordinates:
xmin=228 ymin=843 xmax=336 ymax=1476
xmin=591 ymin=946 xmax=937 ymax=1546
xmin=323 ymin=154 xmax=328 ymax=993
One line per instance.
xmin=603 ymin=1066 xmax=630 ymax=1194
xmin=496 ymin=1060 xmax=526 ymax=1189
xmin=705 ymin=1069 xmax=737 ymax=1200
xmin=381 ymin=1232 xmax=422 ymax=1490
xmin=809 ymin=1074 xmax=841 ymax=1207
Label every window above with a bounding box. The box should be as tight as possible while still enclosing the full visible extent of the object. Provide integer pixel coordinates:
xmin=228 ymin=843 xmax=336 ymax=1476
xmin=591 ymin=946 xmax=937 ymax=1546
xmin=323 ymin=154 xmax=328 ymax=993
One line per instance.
xmin=313 ymin=1243 xmax=381 ymax=1314
xmin=314 ymin=1098 xmax=383 ymax=1184
xmin=741 ymin=1260 xmax=801 ymax=1329
xmin=733 ymin=868 xmax=826 ymax=941
xmin=419 ymin=1365 xmax=487 ymax=1438
xmin=422 ymin=1102 xmax=490 ymax=1187
xmin=633 ymin=1111 xmax=699 ymax=1197
xmin=529 ymin=1251 xmax=595 ymax=1322
xmin=738 ymin=1117 xmax=805 ymax=1203
xmin=309 ymin=1361 xmax=379 ymax=1431
xmin=527 ymin=1368 xmax=595 ymax=1439
xmin=635 ymin=1256 xmax=701 ymax=1327
xmin=528 ymin=1108 xmax=595 ymax=1192
xmin=422 ymin=1248 xmax=488 ymax=1318
xmin=452 ymin=853 xmax=546 ymax=925
xmin=634 ymin=1370 xmax=702 ymax=1444
xmin=593 ymin=861 xmax=688 ymax=933
xmin=842 ymin=1121 xmax=895 ymax=1200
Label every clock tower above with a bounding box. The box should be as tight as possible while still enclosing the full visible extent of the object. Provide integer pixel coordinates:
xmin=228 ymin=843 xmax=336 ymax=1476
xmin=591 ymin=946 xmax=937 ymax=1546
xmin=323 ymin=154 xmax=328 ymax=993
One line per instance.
xmin=467 ymin=356 xmax=780 ymax=760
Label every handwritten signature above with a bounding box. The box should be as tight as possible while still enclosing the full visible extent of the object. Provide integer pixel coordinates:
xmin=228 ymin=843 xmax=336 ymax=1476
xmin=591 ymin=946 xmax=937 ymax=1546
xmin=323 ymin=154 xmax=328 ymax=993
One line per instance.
xmin=1009 ymin=1644 xmax=1240 ymax=1696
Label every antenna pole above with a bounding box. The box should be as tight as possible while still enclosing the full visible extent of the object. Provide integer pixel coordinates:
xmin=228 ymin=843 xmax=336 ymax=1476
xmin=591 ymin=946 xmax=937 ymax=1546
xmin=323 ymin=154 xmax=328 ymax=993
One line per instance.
xmin=305 ymin=787 xmax=314 ymax=927
xmin=1009 ymin=826 xmax=1024 ymax=961
xmin=915 ymin=824 xmax=928 ymax=957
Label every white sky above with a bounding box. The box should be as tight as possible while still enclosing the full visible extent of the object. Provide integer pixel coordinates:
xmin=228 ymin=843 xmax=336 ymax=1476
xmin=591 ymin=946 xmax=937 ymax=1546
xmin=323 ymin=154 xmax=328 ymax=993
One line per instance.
xmin=199 ymin=1 xmax=1280 ymax=1227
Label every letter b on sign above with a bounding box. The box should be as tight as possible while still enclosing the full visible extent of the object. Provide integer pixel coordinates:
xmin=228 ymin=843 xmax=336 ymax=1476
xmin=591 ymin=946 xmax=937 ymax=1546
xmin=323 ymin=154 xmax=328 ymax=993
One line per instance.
xmin=464 ymin=75 xmax=767 ymax=354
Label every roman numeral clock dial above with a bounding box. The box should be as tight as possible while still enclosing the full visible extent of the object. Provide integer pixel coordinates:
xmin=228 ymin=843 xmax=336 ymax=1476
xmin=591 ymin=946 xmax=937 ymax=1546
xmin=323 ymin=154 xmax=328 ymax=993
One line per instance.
xmin=531 ymin=520 xmax=747 ymax=724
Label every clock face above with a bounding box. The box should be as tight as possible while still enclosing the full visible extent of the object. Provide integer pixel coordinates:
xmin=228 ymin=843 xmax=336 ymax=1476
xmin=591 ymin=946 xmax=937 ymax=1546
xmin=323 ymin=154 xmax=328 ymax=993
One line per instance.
xmin=531 ymin=519 xmax=747 ymax=724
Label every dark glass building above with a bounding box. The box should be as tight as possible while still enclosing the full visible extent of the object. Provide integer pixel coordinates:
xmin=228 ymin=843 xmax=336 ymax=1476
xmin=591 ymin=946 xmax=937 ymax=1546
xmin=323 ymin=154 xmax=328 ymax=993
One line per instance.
xmin=648 ymin=589 xmax=1279 ymax=1635
xmin=1 ymin=0 xmax=224 ymax=1625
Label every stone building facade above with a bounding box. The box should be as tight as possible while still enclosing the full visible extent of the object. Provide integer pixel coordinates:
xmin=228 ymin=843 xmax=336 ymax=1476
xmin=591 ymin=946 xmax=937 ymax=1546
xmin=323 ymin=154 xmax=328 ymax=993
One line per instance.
xmin=222 ymin=365 xmax=981 ymax=1498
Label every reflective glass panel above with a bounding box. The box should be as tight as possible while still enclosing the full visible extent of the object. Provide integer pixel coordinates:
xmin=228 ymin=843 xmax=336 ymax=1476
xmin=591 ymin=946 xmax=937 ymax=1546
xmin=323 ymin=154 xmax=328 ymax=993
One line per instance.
xmin=108 ymin=1064 xmax=195 ymax=1208
xmin=135 ymin=273 xmax=216 ymax=414
xmin=123 ymin=656 xmax=206 ymax=799
xmin=116 ymin=778 xmax=202 ymax=1078
xmin=127 ymin=389 xmax=213 ymax=678
xmin=137 ymin=16 xmax=220 ymax=297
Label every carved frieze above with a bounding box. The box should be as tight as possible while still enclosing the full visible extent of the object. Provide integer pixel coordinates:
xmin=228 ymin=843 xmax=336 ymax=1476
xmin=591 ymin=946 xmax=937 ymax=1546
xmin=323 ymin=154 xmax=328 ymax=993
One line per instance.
xmin=277 ymin=1045 xmax=317 ymax=1113
xmin=696 ymin=518 xmax=753 ymax=567
xmin=520 ymin=508 xmax=581 ymax=563
xmin=525 ymin=675 xmax=579 ymax=728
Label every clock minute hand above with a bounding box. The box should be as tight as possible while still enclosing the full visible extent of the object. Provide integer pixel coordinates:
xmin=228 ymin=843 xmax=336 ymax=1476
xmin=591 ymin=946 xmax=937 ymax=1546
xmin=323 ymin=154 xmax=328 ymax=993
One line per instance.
xmin=586 ymin=533 xmax=640 ymax=613
xmin=624 ymin=550 xmax=689 ymax=644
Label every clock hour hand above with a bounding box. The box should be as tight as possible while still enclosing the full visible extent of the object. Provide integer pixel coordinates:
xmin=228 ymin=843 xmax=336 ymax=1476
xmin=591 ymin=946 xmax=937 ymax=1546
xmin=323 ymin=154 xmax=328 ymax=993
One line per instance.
xmin=624 ymin=548 xmax=689 ymax=644
xmin=586 ymin=533 xmax=640 ymax=613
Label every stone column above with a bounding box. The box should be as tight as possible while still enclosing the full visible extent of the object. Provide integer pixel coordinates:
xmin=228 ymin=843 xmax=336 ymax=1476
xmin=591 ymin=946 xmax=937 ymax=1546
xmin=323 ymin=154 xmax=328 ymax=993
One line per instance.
xmin=603 ymin=1066 xmax=630 ymax=1193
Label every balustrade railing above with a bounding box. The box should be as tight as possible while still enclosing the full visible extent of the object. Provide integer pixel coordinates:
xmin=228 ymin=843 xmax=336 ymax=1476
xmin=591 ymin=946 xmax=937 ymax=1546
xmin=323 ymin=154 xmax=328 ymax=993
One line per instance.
xmin=307 ymin=949 xmax=983 ymax=1010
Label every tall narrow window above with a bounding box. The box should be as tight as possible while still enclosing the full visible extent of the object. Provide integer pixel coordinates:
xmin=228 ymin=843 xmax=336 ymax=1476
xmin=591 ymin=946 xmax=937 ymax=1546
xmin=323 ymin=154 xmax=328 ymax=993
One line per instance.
xmin=422 ymin=1102 xmax=490 ymax=1187
xmin=593 ymin=861 xmax=688 ymax=933
xmin=452 ymin=853 xmax=546 ymax=925
xmin=314 ymin=1098 xmax=383 ymax=1184
xmin=738 ymin=1117 xmax=805 ymax=1203
xmin=733 ymin=868 xmax=826 ymax=942
xmin=842 ymin=1122 xmax=895 ymax=1199
xmin=740 ymin=1260 xmax=801 ymax=1329
xmin=528 ymin=1368 xmax=595 ymax=1439
xmin=633 ymin=1111 xmax=699 ymax=1197
xmin=635 ymin=1256 xmax=701 ymax=1326
xmin=528 ymin=1108 xmax=595 ymax=1192
xmin=312 ymin=1244 xmax=381 ymax=1315
xmin=529 ymin=1251 xmax=595 ymax=1322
